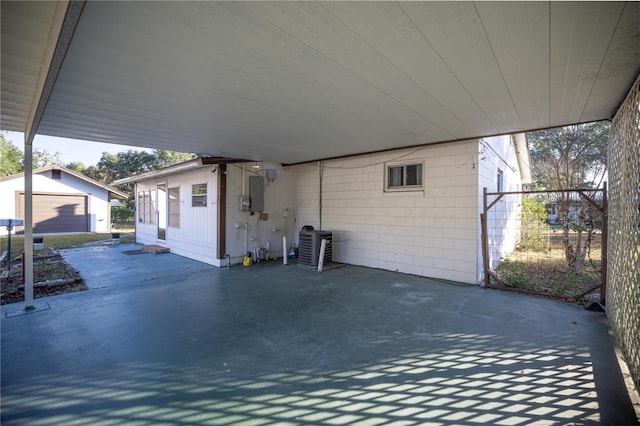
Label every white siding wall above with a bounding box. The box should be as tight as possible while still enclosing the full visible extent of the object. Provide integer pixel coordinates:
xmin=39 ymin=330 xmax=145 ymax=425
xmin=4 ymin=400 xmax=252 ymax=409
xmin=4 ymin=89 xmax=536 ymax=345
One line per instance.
xmin=477 ymin=135 xmax=523 ymax=281
xmin=225 ymin=163 xmax=296 ymax=265
xmin=0 ymin=172 xmax=112 ymax=235
xmin=293 ymin=141 xmax=480 ymax=284
xmin=136 ymin=167 xmax=218 ymax=265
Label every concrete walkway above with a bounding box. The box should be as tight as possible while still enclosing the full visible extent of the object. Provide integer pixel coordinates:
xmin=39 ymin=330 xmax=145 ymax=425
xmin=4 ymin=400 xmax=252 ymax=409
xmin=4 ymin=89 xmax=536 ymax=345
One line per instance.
xmin=1 ymin=244 xmax=638 ymax=425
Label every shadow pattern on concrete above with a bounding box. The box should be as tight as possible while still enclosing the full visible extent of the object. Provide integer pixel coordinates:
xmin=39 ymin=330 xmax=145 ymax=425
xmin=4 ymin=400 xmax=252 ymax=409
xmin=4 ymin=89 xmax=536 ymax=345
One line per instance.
xmin=1 ymin=253 xmax=637 ymax=425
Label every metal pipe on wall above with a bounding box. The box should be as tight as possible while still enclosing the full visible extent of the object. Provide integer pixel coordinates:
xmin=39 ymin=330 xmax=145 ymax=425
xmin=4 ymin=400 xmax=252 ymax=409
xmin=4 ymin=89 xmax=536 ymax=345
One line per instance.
xmin=318 ymin=161 xmax=323 ymax=230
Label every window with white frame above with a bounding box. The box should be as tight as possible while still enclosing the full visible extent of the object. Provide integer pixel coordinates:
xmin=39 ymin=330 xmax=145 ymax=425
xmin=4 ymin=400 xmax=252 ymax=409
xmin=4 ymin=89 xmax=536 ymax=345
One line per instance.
xmin=149 ymin=190 xmax=156 ymax=225
xmin=138 ymin=190 xmax=155 ymax=223
xmin=138 ymin=192 xmax=144 ymax=223
xmin=497 ymin=169 xmax=504 ymax=192
xmin=385 ymin=161 xmax=423 ymax=191
xmin=168 ymin=187 xmax=180 ymax=228
xmin=192 ymin=183 xmax=207 ymax=207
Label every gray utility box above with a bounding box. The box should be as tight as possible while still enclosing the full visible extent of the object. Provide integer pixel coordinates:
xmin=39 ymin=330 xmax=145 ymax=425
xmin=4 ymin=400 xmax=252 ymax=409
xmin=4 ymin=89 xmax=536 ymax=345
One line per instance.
xmin=299 ymin=230 xmax=332 ymax=266
xmin=249 ymin=176 xmax=264 ymax=212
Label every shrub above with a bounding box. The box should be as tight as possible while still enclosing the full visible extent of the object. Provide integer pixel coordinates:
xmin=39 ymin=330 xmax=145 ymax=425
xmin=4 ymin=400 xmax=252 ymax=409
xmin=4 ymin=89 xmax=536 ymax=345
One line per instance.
xmin=518 ymin=197 xmax=548 ymax=251
xmin=497 ymin=259 xmax=528 ymax=288
xmin=111 ymin=205 xmax=134 ymax=224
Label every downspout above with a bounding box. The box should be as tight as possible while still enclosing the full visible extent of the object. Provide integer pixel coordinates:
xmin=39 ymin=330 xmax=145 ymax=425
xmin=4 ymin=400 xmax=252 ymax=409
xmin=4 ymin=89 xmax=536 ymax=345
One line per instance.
xmin=318 ymin=161 xmax=323 ymax=230
xmin=242 ymin=163 xmax=247 ymax=255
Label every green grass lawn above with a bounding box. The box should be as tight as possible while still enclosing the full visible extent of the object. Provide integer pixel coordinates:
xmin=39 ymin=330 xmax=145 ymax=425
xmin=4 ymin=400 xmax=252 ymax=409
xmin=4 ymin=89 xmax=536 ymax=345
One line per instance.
xmin=1 ymin=233 xmax=135 ymax=262
xmin=2 ymin=232 xmax=136 ymax=304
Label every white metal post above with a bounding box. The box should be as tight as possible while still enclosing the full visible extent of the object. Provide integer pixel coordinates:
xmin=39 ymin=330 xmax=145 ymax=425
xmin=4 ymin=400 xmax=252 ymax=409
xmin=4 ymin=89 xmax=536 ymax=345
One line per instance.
xmin=24 ymin=136 xmax=34 ymax=310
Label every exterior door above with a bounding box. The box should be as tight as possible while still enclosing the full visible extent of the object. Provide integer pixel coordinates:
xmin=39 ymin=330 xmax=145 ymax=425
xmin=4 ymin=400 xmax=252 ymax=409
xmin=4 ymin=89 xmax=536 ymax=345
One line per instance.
xmin=157 ymin=183 xmax=166 ymax=240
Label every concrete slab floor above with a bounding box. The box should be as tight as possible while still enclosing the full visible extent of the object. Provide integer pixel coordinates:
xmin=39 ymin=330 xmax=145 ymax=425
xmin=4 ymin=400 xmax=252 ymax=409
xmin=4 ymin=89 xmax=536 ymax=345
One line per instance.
xmin=1 ymin=245 xmax=638 ymax=425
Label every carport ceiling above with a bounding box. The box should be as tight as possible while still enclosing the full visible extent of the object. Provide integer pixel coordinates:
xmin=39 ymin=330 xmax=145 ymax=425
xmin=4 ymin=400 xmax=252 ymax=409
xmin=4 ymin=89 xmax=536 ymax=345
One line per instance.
xmin=2 ymin=1 xmax=639 ymax=164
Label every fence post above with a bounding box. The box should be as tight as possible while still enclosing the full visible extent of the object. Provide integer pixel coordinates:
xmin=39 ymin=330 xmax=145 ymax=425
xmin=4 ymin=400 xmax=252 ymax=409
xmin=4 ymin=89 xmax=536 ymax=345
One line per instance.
xmin=481 ymin=187 xmax=489 ymax=287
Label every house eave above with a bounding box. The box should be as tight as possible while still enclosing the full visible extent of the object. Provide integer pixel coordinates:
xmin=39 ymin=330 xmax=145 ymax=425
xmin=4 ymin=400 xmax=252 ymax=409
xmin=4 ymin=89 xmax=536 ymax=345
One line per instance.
xmin=113 ymin=157 xmax=249 ymax=185
xmin=0 ymin=165 xmax=128 ymax=199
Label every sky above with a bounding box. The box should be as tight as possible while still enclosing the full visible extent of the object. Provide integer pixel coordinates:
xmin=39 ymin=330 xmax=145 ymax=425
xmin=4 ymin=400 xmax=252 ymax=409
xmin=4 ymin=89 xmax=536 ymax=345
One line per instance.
xmin=4 ymin=131 xmax=152 ymax=167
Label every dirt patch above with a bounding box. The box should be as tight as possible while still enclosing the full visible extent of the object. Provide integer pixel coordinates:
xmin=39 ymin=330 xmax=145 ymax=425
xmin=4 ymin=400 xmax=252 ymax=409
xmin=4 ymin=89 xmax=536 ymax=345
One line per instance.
xmin=492 ymin=238 xmax=602 ymax=304
xmin=1 ymin=248 xmax=86 ymax=305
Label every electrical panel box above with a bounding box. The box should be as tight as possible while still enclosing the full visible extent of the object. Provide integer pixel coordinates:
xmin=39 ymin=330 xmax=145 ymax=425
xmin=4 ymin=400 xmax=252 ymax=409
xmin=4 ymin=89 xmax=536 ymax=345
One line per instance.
xmin=249 ymin=176 xmax=264 ymax=212
xmin=299 ymin=230 xmax=332 ymax=266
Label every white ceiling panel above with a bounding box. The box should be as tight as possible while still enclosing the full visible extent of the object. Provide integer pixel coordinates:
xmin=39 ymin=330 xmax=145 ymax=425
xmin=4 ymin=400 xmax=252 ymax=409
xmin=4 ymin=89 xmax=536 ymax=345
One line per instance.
xmin=2 ymin=1 xmax=638 ymax=164
xmin=475 ymin=2 xmax=550 ymax=130
xmin=549 ymin=2 xmax=629 ymax=125
xmin=0 ymin=1 xmax=58 ymax=131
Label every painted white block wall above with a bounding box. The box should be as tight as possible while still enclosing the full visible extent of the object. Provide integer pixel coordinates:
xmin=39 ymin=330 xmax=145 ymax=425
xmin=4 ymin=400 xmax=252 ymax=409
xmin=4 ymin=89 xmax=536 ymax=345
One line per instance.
xmin=225 ymin=162 xmax=296 ymax=265
xmin=133 ymin=162 xmax=296 ymax=267
xmin=0 ymin=173 xmax=112 ymax=235
xmin=477 ymin=135 xmax=524 ymax=281
xmin=293 ymin=141 xmax=480 ymax=283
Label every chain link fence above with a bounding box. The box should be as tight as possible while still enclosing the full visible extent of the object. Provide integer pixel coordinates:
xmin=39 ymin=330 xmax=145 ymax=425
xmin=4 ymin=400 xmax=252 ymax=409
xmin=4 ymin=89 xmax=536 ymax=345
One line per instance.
xmin=482 ymin=188 xmax=605 ymax=302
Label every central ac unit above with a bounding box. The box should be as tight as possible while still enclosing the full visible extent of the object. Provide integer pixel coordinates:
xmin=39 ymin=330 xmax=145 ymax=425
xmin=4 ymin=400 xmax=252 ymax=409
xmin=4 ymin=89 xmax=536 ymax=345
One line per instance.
xmin=298 ymin=230 xmax=332 ymax=266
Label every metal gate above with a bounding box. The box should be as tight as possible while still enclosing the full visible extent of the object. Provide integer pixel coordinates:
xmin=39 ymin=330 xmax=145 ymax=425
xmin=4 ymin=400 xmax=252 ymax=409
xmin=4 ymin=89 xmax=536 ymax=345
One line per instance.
xmin=481 ymin=186 xmax=607 ymax=303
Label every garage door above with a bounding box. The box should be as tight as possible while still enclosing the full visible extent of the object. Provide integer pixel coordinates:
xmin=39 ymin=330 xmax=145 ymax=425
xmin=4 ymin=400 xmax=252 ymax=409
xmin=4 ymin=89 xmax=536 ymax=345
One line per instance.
xmin=18 ymin=193 xmax=88 ymax=233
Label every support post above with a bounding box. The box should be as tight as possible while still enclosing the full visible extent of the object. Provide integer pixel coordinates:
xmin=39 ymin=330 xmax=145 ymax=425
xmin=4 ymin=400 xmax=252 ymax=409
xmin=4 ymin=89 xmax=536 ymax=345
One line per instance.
xmin=24 ymin=137 xmax=34 ymax=310
xmin=6 ymin=224 xmax=11 ymax=271
xmin=481 ymin=187 xmax=489 ymax=287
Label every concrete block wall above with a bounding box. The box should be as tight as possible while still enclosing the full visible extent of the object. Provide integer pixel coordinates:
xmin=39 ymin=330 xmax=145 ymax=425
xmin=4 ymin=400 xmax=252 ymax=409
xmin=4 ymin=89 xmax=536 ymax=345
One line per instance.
xmin=293 ymin=140 xmax=480 ymax=283
xmin=477 ymin=135 xmax=524 ymax=280
xmin=225 ymin=162 xmax=296 ymax=265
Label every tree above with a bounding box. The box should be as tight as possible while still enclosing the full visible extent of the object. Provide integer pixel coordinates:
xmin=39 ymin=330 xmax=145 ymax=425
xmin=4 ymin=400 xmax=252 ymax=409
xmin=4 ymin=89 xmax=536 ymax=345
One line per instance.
xmin=527 ymin=122 xmax=609 ymax=274
xmin=32 ymin=147 xmax=63 ymax=168
xmin=154 ymin=149 xmax=197 ymax=168
xmin=97 ymin=150 xmax=159 ymax=184
xmin=65 ymin=161 xmax=87 ymax=174
xmin=528 ymin=122 xmax=609 ymax=190
xmin=518 ymin=196 xmax=548 ymax=251
xmin=0 ymin=133 xmax=23 ymax=176
xmin=93 ymin=149 xmax=196 ymax=208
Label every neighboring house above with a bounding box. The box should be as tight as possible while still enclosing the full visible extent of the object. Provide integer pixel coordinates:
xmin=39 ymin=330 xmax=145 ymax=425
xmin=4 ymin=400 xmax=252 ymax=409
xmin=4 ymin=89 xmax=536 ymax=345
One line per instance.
xmin=546 ymin=193 xmax=604 ymax=225
xmin=116 ymin=134 xmax=530 ymax=284
xmin=0 ymin=166 xmax=127 ymax=236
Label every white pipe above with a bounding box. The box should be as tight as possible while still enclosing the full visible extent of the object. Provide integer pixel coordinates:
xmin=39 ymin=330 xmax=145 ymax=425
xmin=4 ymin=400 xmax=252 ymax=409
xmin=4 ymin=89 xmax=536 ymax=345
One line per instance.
xmin=242 ymin=163 xmax=247 ymax=255
xmin=241 ymin=163 xmax=246 ymax=197
xmin=283 ymin=236 xmax=288 ymax=265
xmin=243 ymin=223 xmax=248 ymax=255
xmin=317 ymin=239 xmax=327 ymax=272
xmin=318 ymin=161 xmax=322 ymax=230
